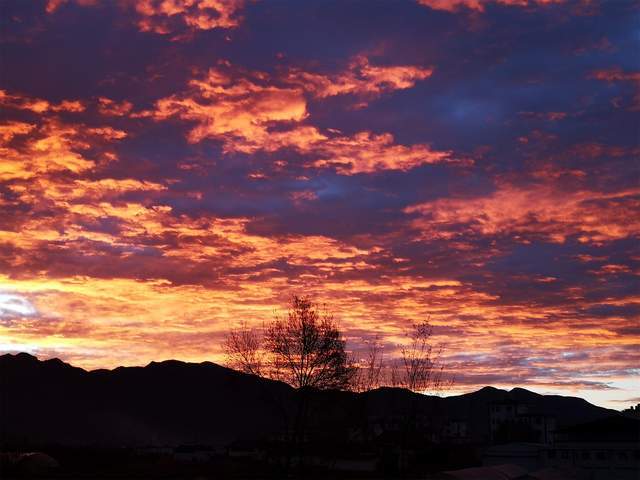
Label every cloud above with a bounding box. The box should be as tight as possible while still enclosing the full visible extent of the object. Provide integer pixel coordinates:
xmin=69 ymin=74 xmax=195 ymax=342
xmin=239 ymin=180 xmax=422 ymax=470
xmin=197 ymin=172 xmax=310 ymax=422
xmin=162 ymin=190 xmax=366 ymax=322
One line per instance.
xmin=0 ymin=121 xmax=35 ymax=143
xmin=589 ymin=69 xmax=640 ymax=83
xmin=45 ymin=0 xmax=98 ymax=14
xmin=146 ymin=63 xmax=453 ymax=173
xmin=285 ymin=55 xmax=433 ymax=105
xmin=0 ymin=90 xmax=85 ymax=114
xmin=46 ymin=0 xmax=246 ymax=37
xmin=1 ymin=121 xmax=94 ymax=180
xmin=146 ymin=56 xmax=433 ymax=149
xmin=134 ymin=0 xmax=246 ymax=36
xmin=97 ymin=97 xmax=134 ymax=116
xmin=310 ymin=130 xmax=461 ymax=174
xmin=405 ymin=181 xmax=640 ymax=244
xmin=147 ymin=65 xmax=308 ymax=147
xmin=417 ymin=0 xmax=565 ymax=12
xmin=589 ymin=68 xmax=640 ymax=111
xmin=2 ymin=0 xmax=638 ymax=408
xmin=0 ymin=292 xmax=37 ymax=319
xmin=0 ymin=119 xmax=126 ymax=181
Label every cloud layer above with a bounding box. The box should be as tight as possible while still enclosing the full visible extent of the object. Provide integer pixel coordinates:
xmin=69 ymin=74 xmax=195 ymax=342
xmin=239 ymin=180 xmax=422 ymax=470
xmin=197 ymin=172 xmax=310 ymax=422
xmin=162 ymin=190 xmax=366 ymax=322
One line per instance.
xmin=1 ymin=0 xmax=638 ymax=407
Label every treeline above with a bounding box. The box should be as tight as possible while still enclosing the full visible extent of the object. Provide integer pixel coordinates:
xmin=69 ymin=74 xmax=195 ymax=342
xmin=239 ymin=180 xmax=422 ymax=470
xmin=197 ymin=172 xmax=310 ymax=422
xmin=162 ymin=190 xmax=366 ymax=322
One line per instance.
xmin=224 ymin=295 xmax=452 ymax=394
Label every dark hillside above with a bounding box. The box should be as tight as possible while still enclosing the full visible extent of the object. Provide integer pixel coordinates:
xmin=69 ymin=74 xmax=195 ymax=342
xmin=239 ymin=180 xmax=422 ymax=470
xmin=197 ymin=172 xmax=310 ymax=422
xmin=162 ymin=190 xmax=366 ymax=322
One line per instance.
xmin=0 ymin=353 xmax=616 ymax=448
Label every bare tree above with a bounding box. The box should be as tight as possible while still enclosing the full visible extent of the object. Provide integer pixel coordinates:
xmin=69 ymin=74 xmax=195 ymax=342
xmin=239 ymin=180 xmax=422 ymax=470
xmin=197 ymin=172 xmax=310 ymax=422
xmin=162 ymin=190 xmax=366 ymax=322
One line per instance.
xmin=265 ymin=295 xmax=356 ymax=390
xmin=224 ymin=295 xmax=356 ymax=390
xmin=224 ymin=296 xmax=356 ymax=471
xmin=393 ymin=319 xmax=451 ymax=393
xmin=390 ymin=360 xmax=401 ymax=388
xmin=353 ymin=335 xmax=385 ymax=392
xmin=224 ymin=320 xmax=264 ymax=376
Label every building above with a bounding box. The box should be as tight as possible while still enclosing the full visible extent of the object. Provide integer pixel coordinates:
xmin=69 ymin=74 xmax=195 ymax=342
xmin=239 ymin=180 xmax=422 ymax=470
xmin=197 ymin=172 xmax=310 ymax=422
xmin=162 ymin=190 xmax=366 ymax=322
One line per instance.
xmin=544 ymin=416 xmax=640 ymax=480
xmin=490 ymin=401 xmax=557 ymax=444
xmin=442 ymin=419 xmax=470 ymax=444
xmin=622 ymin=403 xmax=640 ymax=419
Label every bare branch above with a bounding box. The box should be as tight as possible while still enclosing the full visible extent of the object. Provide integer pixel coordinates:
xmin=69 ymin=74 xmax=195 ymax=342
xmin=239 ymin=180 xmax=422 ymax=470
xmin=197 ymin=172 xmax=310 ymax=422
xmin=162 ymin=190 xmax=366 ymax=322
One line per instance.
xmin=224 ymin=320 xmax=265 ymax=377
xmin=394 ymin=319 xmax=453 ymax=394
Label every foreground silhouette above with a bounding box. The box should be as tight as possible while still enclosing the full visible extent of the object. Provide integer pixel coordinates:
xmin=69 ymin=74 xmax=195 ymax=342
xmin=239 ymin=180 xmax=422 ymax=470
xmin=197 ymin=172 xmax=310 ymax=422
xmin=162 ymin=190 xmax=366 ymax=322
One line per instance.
xmin=3 ymin=352 xmax=635 ymax=478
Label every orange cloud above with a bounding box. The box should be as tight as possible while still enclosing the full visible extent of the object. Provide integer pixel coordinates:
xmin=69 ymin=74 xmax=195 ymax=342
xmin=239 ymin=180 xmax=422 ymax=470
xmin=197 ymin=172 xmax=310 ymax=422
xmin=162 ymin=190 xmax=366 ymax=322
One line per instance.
xmin=0 ymin=121 xmax=35 ymax=143
xmin=290 ymin=190 xmax=318 ymax=207
xmin=224 ymin=124 xmax=459 ymax=173
xmin=45 ymin=0 xmax=97 ymax=14
xmin=0 ymin=116 xmax=126 ymax=181
xmin=406 ymin=181 xmax=640 ymax=244
xmin=134 ymin=0 xmax=245 ymax=34
xmin=2 ymin=267 xmax=637 ymax=406
xmin=2 ymin=159 xmax=638 ymax=405
xmin=1 ymin=122 xmax=94 ymax=181
xmin=147 ymin=66 xmax=307 ymax=147
xmin=0 ymin=90 xmax=85 ymax=114
xmin=589 ymin=68 xmax=640 ymax=83
xmin=589 ymin=68 xmax=640 ymax=111
xmin=4 ymin=0 xmax=634 ymax=410
xmin=417 ymin=0 xmax=564 ymax=12
xmin=97 ymin=97 xmax=134 ymax=116
xmin=146 ymin=65 xmax=454 ymax=173
xmin=46 ymin=0 xmax=245 ymax=36
xmin=45 ymin=178 xmax=167 ymax=202
xmin=285 ymin=55 xmax=433 ymax=105
xmin=86 ymin=126 xmax=128 ymax=140
xmin=310 ymin=130 xmax=458 ymax=174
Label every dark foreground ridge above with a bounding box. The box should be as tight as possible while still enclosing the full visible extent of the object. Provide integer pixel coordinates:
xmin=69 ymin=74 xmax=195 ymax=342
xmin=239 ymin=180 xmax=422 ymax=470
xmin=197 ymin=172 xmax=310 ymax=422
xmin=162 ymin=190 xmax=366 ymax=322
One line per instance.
xmin=0 ymin=352 xmax=614 ymax=448
xmin=1 ymin=353 xmax=636 ymax=479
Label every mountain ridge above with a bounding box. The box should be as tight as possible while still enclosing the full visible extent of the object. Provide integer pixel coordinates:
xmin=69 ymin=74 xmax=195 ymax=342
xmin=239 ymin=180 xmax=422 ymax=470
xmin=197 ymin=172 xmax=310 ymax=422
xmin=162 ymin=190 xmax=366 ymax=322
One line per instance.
xmin=0 ymin=353 xmax=617 ymax=448
xmin=0 ymin=353 xmax=612 ymax=405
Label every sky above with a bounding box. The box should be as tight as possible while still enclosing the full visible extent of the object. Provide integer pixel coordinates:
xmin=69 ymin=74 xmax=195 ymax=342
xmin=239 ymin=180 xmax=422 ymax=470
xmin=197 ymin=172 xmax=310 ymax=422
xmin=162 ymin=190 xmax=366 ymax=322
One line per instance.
xmin=0 ymin=0 xmax=638 ymax=408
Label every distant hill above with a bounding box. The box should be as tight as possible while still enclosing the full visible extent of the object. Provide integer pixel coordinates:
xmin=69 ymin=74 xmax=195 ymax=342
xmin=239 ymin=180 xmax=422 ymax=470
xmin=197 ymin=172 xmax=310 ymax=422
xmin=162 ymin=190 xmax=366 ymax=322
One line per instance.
xmin=0 ymin=353 xmax=616 ymax=448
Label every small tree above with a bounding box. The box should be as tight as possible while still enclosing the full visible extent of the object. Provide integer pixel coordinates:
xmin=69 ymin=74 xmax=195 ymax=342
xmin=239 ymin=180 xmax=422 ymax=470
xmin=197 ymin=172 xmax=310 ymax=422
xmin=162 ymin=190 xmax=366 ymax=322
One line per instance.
xmin=393 ymin=320 xmax=450 ymax=393
xmin=225 ymin=296 xmax=355 ymax=390
xmin=265 ymin=295 xmax=356 ymax=390
xmin=389 ymin=320 xmax=452 ymax=471
xmin=224 ymin=320 xmax=264 ymax=376
xmin=224 ymin=295 xmax=355 ymax=470
xmin=353 ymin=335 xmax=385 ymax=392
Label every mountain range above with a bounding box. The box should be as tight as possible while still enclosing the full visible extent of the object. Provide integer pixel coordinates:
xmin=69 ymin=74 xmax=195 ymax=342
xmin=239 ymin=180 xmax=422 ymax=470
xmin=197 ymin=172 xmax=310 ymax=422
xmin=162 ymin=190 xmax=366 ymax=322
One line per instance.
xmin=0 ymin=353 xmax=616 ymax=448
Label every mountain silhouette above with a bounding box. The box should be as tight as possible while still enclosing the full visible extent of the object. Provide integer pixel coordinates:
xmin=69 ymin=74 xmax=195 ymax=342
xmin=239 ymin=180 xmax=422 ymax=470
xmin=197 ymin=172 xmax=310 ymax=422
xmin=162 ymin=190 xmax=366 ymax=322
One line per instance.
xmin=0 ymin=353 xmax=615 ymax=448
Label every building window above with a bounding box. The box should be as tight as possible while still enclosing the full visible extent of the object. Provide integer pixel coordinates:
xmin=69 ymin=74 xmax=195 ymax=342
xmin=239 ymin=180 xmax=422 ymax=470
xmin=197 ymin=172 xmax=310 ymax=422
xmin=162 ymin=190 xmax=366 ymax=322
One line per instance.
xmin=548 ymin=450 xmax=557 ymax=459
xmin=596 ymin=451 xmax=606 ymax=461
xmin=561 ymin=450 xmax=569 ymax=460
xmin=581 ymin=450 xmax=591 ymax=460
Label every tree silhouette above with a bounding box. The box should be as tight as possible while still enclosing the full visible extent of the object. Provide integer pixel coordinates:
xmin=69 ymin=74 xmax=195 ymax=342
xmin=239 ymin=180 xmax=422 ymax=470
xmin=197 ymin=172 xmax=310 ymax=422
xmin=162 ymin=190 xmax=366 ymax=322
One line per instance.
xmin=353 ymin=335 xmax=385 ymax=392
xmin=224 ymin=295 xmax=355 ymax=390
xmin=265 ymin=295 xmax=356 ymax=390
xmin=224 ymin=320 xmax=264 ymax=377
xmin=392 ymin=320 xmax=450 ymax=393
xmin=225 ymin=295 xmax=356 ymax=471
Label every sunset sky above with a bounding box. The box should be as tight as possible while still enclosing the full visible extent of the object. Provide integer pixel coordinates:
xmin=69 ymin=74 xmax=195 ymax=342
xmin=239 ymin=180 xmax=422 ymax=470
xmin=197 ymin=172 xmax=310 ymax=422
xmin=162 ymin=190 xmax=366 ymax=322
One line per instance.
xmin=1 ymin=0 xmax=638 ymax=408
